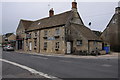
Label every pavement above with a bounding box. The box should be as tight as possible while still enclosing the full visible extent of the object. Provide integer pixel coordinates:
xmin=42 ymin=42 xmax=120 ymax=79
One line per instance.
xmin=15 ymin=50 xmax=119 ymax=59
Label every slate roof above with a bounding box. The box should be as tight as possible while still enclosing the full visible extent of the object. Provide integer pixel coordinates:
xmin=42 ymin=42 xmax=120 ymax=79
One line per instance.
xmin=17 ymin=10 xmax=101 ymax=40
xmin=17 ymin=20 xmax=32 ymax=31
xmin=27 ymin=10 xmax=73 ymax=31
xmin=70 ymin=24 xmax=101 ymax=40
xmin=20 ymin=20 xmax=33 ymax=29
xmin=5 ymin=33 xmax=13 ymax=38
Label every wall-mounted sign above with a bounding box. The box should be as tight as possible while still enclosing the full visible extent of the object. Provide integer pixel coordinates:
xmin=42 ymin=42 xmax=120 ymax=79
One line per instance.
xmin=47 ymin=37 xmax=55 ymax=40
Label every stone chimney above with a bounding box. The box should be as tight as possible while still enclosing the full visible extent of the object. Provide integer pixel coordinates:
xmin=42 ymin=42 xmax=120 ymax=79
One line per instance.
xmin=115 ymin=7 xmax=120 ymax=14
xmin=72 ymin=0 xmax=77 ymax=9
xmin=49 ymin=8 xmax=54 ymax=17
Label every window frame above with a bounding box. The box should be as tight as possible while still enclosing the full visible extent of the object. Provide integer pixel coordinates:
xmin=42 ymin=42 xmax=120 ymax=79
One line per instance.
xmin=44 ymin=42 xmax=47 ymax=50
xmin=55 ymin=42 xmax=60 ymax=49
xmin=76 ymin=40 xmax=82 ymax=46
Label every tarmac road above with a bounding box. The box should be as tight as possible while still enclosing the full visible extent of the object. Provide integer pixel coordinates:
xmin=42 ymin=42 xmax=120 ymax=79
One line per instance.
xmin=1 ymin=49 xmax=119 ymax=79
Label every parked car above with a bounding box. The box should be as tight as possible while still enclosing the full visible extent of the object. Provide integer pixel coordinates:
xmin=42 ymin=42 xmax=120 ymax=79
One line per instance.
xmin=3 ymin=45 xmax=14 ymax=51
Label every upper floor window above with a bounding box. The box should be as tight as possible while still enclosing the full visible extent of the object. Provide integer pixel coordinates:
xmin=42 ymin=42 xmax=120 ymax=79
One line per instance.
xmin=55 ymin=28 xmax=60 ymax=35
xmin=44 ymin=30 xmax=48 ymax=37
xmin=26 ymin=33 xmax=31 ymax=39
xmin=35 ymin=32 xmax=37 ymax=37
xmin=76 ymin=40 xmax=82 ymax=46
xmin=26 ymin=40 xmax=28 ymax=46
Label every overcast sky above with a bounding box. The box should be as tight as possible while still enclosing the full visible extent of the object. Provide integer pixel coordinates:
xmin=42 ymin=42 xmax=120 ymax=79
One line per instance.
xmin=1 ymin=1 xmax=119 ymax=34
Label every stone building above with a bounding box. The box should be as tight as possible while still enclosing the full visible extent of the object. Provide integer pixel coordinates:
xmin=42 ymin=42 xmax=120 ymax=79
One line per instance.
xmin=0 ymin=35 xmax=2 ymax=46
xmin=101 ymin=7 xmax=120 ymax=52
xmin=16 ymin=20 xmax=33 ymax=50
xmin=2 ymin=33 xmax=16 ymax=46
xmin=16 ymin=1 xmax=102 ymax=54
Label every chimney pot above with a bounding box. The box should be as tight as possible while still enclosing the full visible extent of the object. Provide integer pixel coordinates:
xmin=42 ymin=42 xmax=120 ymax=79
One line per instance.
xmin=72 ymin=0 xmax=77 ymax=9
xmin=49 ymin=8 xmax=54 ymax=17
xmin=115 ymin=7 xmax=120 ymax=14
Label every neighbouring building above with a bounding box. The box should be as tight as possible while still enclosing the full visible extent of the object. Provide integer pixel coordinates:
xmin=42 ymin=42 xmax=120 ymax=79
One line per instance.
xmin=16 ymin=1 xmax=103 ymax=54
xmin=2 ymin=33 xmax=16 ymax=46
xmin=0 ymin=35 xmax=2 ymax=46
xmin=16 ymin=20 xmax=33 ymax=50
xmin=101 ymin=7 xmax=120 ymax=52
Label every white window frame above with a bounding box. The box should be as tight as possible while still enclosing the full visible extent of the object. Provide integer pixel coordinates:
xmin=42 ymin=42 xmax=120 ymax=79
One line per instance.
xmin=76 ymin=40 xmax=82 ymax=46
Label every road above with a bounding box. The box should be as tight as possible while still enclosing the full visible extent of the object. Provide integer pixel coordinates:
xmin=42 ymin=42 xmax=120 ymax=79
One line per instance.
xmin=1 ymin=48 xmax=118 ymax=79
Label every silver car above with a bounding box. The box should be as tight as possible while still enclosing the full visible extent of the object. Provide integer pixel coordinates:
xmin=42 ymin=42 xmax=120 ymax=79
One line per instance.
xmin=3 ymin=45 xmax=14 ymax=51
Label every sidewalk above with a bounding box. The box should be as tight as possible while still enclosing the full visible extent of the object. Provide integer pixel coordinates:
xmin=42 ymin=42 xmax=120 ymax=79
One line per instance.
xmin=15 ymin=50 xmax=119 ymax=59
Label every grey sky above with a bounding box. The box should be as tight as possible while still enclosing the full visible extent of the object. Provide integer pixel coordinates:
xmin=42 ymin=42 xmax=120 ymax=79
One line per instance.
xmin=1 ymin=1 xmax=118 ymax=34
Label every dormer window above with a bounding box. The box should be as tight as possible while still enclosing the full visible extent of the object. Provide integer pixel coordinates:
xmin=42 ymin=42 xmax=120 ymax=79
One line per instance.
xmin=38 ymin=22 xmax=41 ymax=25
xmin=112 ymin=19 xmax=117 ymax=24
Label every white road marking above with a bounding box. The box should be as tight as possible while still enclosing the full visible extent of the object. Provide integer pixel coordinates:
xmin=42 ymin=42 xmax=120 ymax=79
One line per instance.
xmin=31 ymin=56 xmax=48 ymax=60
xmin=101 ymin=64 xmax=112 ymax=67
xmin=60 ymin=60 xmax=72 ymax=63
xmin=0 ymin=58 xmax=58 ymax=79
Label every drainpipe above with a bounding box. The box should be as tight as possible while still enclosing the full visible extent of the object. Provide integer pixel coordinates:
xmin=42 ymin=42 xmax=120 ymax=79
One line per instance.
xmin=39 ymin=30 xmax=40 ymax=53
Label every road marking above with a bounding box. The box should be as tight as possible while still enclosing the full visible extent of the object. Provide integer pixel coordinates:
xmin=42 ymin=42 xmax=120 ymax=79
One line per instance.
xmin=101 ymin=64 xmax=112 ymax=67
xmin=31 ymin=56 xmax=48 ymax=60
xmin=60 ymin=60 xmax=72 ymax=63
xmin=0 ymin=58 xmax=59 ymax=79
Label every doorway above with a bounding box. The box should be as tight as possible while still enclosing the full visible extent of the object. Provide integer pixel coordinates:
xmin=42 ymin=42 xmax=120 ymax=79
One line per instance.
xmin=29 ymin=42 xmax=32 ymax=51
xmin=67 ymin=42 xmax=73 ymax=54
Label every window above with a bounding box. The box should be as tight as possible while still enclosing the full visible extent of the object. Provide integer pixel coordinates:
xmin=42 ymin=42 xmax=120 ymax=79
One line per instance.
xmin=76 ymin=40 xmax=82 ymax=46
xmin=112 ymin=19 xmax=117 ymax=24
xmin=44 ymin=30 xmax=48 ymax=37
xmin=35 ymin=32 xmax=37 ymax=37
xmin=26 ymin=40 xmax=28 ymax=46
xmin=55 ymin=42 xmax=59 ymax=50
xmin=34 ymin=39 xmax=37 ymax=46
xmin=55 ymin=28 xmax=60 ymax=35
xmin=38 ymin=22 xmax=41 ymax=25
xmin=44 ymin=42 xmax=47 ymax=50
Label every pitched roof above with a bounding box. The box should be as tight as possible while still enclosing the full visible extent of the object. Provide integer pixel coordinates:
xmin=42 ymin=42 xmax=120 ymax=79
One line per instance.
xmin=5 ymin=33 xmax=14 ymax=38
xmin=70 ymin=24 xmax=101 ymax=40
xmin=27 ymin=10 xmax=73 ymax=31
xmin=16 ymin=19 xmax=33 ymax=32
xmin=92 ymin=30 xmax=102 ymax=37
xmin=21 ymin=19 xmax=33 ymax=29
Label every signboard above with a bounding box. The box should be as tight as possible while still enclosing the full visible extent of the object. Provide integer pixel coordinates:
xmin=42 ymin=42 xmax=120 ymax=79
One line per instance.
xmin=47 ymin=37 xmax=55 ymax=40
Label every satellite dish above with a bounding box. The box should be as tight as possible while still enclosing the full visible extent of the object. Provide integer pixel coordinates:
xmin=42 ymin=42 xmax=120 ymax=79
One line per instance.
xmin=88 ymin=22 xmax=91 ymax=26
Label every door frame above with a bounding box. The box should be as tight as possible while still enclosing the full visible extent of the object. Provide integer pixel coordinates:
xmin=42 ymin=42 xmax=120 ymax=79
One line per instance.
xmin=66 ymin=41 xmax=73 ymax=54
xmin=29 ymin=42 xmax=32 ymax=51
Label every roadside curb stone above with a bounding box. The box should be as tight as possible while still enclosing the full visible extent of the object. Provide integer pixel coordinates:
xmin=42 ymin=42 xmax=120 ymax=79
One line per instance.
xmin=15 ymin=50 xmax=118 ymax=59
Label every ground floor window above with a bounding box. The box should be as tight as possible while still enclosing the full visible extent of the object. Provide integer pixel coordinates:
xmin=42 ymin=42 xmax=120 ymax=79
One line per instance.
xmin=55 ymin=42 xmax=59 ymax=50
xmin=34 ymin=39 xmax=37 ymax=47
xmin=44 ymin=42 xmax=47 ymax=50
xmin=76 ymin=40 xmax=82 ymax=46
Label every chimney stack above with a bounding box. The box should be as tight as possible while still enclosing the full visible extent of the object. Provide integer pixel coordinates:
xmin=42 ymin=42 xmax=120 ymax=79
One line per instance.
xmin=72 ymin=0 xmax=77 ymax=9
xmin=49 ymin=8 xmax=54 ymax=17
xmin=115 ymin=7 xmax=120 ymax=14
